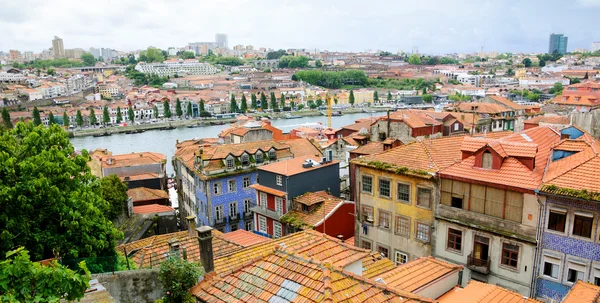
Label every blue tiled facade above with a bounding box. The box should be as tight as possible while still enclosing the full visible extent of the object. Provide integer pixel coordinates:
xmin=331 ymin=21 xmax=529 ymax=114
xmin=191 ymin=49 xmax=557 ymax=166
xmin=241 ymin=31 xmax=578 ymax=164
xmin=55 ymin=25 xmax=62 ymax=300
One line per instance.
xmin=536 ymin=195 xmax=600 ymax=301
xmin=196 ymin=172 xmax=257 ymax=232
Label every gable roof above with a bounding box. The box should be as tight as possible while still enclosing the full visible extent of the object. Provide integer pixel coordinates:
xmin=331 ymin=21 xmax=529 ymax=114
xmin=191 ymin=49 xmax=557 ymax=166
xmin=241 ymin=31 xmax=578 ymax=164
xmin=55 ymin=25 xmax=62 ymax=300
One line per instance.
xmin=281 ymin=191 xmax=354 ymax=229
xmin=374 ymin=257 xmax=463 ymax=293
xmin=100 ymin=152 xmax=166 ymax=168
xmin=127 ymin=187 xmax=169 ymax=203
xmin=380 ymin=110 xmax=443 ymax=128
xmin=487 ymin=95 xmax=524 ymax=110
xmin=133 ymin=204 xmax=175 ymax=214
xmin=438 ymin=280 xmax=542 ymax=303
xmin=219 ymin=229 xmax=272 ymax=247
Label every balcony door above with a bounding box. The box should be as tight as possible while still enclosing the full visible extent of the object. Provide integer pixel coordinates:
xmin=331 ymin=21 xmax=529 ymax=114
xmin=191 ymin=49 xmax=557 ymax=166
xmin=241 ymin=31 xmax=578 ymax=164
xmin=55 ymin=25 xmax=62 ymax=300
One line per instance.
xmin=473 ymin=235 xmax=490 ymax=264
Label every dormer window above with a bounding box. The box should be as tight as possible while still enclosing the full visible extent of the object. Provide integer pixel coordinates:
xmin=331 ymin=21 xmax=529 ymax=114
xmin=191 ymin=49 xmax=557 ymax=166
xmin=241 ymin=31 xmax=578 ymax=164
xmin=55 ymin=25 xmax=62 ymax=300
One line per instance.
xmin=226 ymin=158 xmax=234 ymax=169
xmin=269 ymin=150 xmax=277 ymax=160
xmin=302 ymin=204 xmax=309 ymax=213
xmin=482 ymin=151 xmax=493 ymax=169
xmin=256 ymin=152 xmax=263 ymax=163
xmin=574 ymin=97 xmax=580 ymax=102
xmin=241 ymin=154 xmax=249 ymax=166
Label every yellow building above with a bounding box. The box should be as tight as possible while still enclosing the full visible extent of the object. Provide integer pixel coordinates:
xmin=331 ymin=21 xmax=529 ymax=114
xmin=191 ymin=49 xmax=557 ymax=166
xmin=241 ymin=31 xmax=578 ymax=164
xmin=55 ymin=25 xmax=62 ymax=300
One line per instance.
xmin=336 ymin=88 xmax=374 ymax=104
xmin=351 ymin=136 xmax=464 ymax=264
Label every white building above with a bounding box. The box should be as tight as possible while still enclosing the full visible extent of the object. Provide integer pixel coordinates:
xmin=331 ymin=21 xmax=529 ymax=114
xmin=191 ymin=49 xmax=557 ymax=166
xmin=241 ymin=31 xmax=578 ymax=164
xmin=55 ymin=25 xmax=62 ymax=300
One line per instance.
xmin=0 ymin=72 xmax=25 ymax=82
xmin=592 ymin=42 xmax=600 ymax=52
xmin=65 ymin=74 xmax=92 ymax=93
xmin=39 ymin=83 xmax=67 ymax=98
xmin=134 ymin=59 xmax=219 ymax=76
xmin=25 ymin=89 xmax=43 ymax=101
xmin=519 ymin=78 xmax=570 ymax=88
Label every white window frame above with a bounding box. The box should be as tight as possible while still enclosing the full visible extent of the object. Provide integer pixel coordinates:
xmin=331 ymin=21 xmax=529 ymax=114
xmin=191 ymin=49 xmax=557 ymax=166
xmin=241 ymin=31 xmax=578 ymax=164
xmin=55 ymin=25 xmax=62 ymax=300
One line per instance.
xmin=245 ymin=220 xmax=253 ymax=231
xmin=258 ymin=215 xmax=267 ymax=233
xmin=592 ymin=265 xmax=600 ymax=286
xmin=273 ymin=221 xmax=282 ymax=238
xmin=244 ymin=198 xmax=252 ymax=213
xmin=541 ymin=254 xmax=562 ymax=281
xmin=213 ymin=182 xmax=222 ymax=196
xmin=227 ymin=179 xmax=236 ymax=193
xmin=215 ymin=205 xmax=224 ymax=221
xmin=565 ymin=260 xmax=588 ymax=285
xmin=275 ymin=197 xmax=283 ymax=214
xmin=276 ymin=175 xmax=283 ymax=186
xmin=416 ymin=222 xmax=430 ymax=243
xmin=226 ymin=158 xmax=234 ymax=169
xmin=229 ymin=202 xmax=238 ymax=217
xmin=241 ymin=154 xmax=249 ymax=166
xmin=454 ymin=123 xmax=459 ymax=131
xmin=243 ymin=176 xmax=250 ymax=189
xmin=259 ymin=192 xmax=267 ymax=207
xmin=395 ymin=251 xmax=408 ymax=265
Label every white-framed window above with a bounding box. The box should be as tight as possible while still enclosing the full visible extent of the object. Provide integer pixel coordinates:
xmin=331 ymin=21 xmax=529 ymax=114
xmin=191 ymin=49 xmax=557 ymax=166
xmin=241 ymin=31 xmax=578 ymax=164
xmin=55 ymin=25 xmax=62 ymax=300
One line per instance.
xmin=542 ymin=254 xmax=561 ymax=280
xmin=547 ymin=208 xmax=567 ymax=233
xmin=244 ymin=198 xmax=252 ymax=213
xmin=416 ymin=222 xmax=430 ymax=243
xmin=215 ymin=205 xmax=224 ymax=221
xmin=269 ymin=150 xmax=276 ymax=160
xmin=482 ymin=151 xmax=493 ymax=169
xmin=276 ymin=175 xmax=283 ymax=186
xmin=229 ymin=202 xmax=238 ymax=217
xmin=243 ymin=176 xmax=250 ymax=188
xmin=245 ymin=220 xmax=253 ymax=231
xmin=213 ymin=182 xmax=222 ymax=196
xmin=454 ymin=123 xmax=459 ymax=131
xmin=273 ymin=221 xmax=282 ymax=238
xmin=256 ymin=152 xmax=263 ymax=163
xmin=572 ymin=212 xmax=594 ymax=239
xmin=226 ymin=158 xmax=234 ymax=169
xmin=241 ymin=154 xmax=249 ymax=166
xmin=275 ymin=197 xmax=283 ymax=214
xmin=259 ymin=192 xmax=267 ymax=207
xmin=395 ymin=251 xmax=408 ymax=265
xmin=566 ymin=261 xmax=587 ymax=284
xmin=592 ymin=266 xmax=600 ymax=286
xmin=362 ymin=175 xmax=373 ymax=193
xmin=227 ymin=179 xmax=236 ymax=192
xmin=258 ymin=215 xmax=267 ymax=233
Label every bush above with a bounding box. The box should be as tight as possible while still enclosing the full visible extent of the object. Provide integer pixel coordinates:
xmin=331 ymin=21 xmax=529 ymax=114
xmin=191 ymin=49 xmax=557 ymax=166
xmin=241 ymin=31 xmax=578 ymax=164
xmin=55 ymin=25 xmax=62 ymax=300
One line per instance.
xmin=158 ymin=257 xmax=203 ymax=303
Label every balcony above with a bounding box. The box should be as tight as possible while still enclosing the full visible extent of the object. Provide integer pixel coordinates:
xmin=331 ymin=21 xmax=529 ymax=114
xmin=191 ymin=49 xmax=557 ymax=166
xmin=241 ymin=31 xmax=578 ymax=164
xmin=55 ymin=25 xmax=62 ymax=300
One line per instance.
xmin=242 ymin=211 xmax=253 ymax=218
xmin=467 ymin=253 xmax=490 ymax=274
xmin=250 ymin=205 xmax=284 ymax=220
xmin=228 ymin=214 xmax=240 ymax=222
xmin=214 ymin=217 xmax=225 ymax=226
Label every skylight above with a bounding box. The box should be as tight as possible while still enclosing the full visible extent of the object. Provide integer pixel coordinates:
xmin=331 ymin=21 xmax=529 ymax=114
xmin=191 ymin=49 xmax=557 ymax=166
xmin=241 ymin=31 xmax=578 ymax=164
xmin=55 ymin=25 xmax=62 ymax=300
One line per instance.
xmin=521 ymin=134 xmax=533 ymax=142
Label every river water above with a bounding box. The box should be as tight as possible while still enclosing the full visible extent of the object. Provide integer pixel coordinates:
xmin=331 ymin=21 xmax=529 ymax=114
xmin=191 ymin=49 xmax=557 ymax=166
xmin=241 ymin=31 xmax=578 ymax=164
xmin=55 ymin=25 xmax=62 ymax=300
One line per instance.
xmin=70 ymin=112 xmax=378 ymax=174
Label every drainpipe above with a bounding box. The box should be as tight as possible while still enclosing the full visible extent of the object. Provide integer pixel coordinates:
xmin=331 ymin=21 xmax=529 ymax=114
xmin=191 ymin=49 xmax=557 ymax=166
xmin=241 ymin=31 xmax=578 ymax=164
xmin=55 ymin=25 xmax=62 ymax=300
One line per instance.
xmin=530 ymin=190 xmax=544 ymax=299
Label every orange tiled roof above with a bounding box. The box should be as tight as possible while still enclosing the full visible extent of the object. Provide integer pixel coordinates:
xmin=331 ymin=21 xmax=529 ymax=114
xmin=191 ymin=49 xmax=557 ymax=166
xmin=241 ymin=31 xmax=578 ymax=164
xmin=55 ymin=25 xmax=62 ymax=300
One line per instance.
xmin=127 ymin=187 xmax=169 ymax=203
xmin=543 ymin=140 xmax=600 ymax=196
xmin=552 ymin=95 xmax=599 ymax=107
xmin=381 ymin=110 xmax=442 ymax=128
xmin=439 ymin=281 xmax=541 ymax=303
xmin=119 ymin=172 xmax=160 ymax=181
xmin=344 ymin=236 xmax=355 ymax=246
xmin=562 ymin=281 xmax=600 ymax=303
xmin=258 ymin=155 xmax=339 ymax=176
xmin=456 ymin=102 xmax=511 ymax=114
xmin=488 ymin=95 xmax=524 ymax=110
xmin=374 ymin=257 xmax=462 ymax=293
xmin=133 ymin=204 xmax=175 ymax=214
xmin=361 ymin=252 xmax=397 ymax=279
xmin=460 ymin=137 xmax=538 ymax=158
xmin=350 ymin=141 xmax=385 ymax=155
xmin=100 ymin=152 xmax=166 ymax=168
xmin=220 ymin=229 xmax=272 ymax=247
xmin=524 ymin=115 xmax=570 ymax=126
xmin=249 ymin=184 xmax=286 ymax=197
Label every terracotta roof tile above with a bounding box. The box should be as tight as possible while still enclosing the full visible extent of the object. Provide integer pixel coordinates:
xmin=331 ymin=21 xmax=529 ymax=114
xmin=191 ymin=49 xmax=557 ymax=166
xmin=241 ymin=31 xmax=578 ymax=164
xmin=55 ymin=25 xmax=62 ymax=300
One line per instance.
xmin=220 ymin=229 xmax=272 ymax=247
xmin=456 ymin=102 xmax=511 ymax=114
xmin=374 ymin=257 xmax=462 ymax=293
xmin=524 ymin=115 xmax=570 ymax=126
xmin=249 ymin=184 xmax=286 ymax=197
xmin=361 ymin=253 xmax=397 ymax=279
xmin=100 ymin=152 xmax=166 ymax=168
xmin=382 ymin=110 xmax=442 ymax=128
xmin=127 ymin=187 xmax=169 ymax=203
xmin=438 ymin=281 xmax=542 ymax=303
xmin=133 ymin=204 xmax=175 ymax=214
xmin=350 ymin=142 xmax=385 ymax=155
xmin=488 ymin=95 xmax=524 ymax=110
xmin=119 ymin=172 xmax=159 ymax=181
xmin=562 ymin=281 xmax=600 ymax=303
xmin=258 ymin=155 xmax=339 ymax=176
xmin=282 ymin=192 xmax=353 ymax=228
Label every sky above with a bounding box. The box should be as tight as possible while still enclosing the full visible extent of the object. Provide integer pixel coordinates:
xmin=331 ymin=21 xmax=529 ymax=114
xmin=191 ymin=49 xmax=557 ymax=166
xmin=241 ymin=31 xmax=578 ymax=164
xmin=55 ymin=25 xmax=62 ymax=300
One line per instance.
xmin=2 ymin=0 xmax=600 ymax=55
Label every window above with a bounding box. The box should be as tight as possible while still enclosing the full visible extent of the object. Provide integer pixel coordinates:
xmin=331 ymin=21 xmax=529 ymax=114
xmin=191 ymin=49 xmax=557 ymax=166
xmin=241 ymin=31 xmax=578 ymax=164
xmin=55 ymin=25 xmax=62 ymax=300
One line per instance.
xmin=244 ymin=199 xmax=252 ymax=213
xmin=451 ymin=197 xmax=463 ymax=209
xmin=273 ymin=222 xmax=282 ymax=238
xmin=276 ymin=175 xmax=283 ymax=186
xmin=227 ymin=179 xmax=236 ymax=192
xmin=215 ymin=205 xmax=224 ymax=221
xmin=395 ymin=216 xmax=410 ymax=237
xmin=230 ymin=224 xmax=238 ymax=232
xmin=547 ymin=210 xmax=566 ymax=232
xmin=379 ymin=179 xmax=391 ymax=198
xmin=397 ymin=183 xmax=410 ymax=203
xmin=543 ymin=258 xmax=560 ymax=279
xmin=567 ymin=264 xmax=585 ymax=283
xmin=269 ymin=150 xmax=276 ymax=160
xmin=501 ymin=243 xmax=519 ymax=269
xmin=416 ymin=188 xmax=432 ymax=208
xmin=454 ymin=123 xmax=459 ymax=131
xmin=395 ymin=251 xmax=408 ymax=265
xmin=241 ymin=154 xmax=249 ymax=166
xmin=275 ymin=197 xmax=283 ymax=214
xmin=378 ymin=210 xmax=391 ymax=230
xmin=360 ymin=240 xmax=372 ymax=251
xmin=377 ymin=245 xmax=389 ymax=258
xmin=593 ymin=267 xmax=600 ymax=286
xmin=226 ymin=158 xmax=234 ymax=169
xmin=213 ymin=183 xmax=222 ymax=195
xmin=259 ymin=192 xmax=267 ymax=207
xmin=572 ymin=214 xmax=593 ymax=238
xmin=245 ymin=220 xmax=253 ymax=231
xmin=447 ymin=228 xmax=462 ymax=252
xmin=258 ymin=215 xmax=267 ymax=233
xmin=362 ymin=175 xmax=373 ymax=193
xmin=243 ymin=176 xmax=250 ymax=188
xmin=482 ymin=151 xmax=493 ymax=169
xmin=229 ymin=202 xmax=238 ymax=218
xmin=416 ymin=222 xmax=430 ymax=242
xmin=256 ymin=152 xmax=263 ymax=163
xmin=361 ymin=206 xmax=374 ymax=223
xmin=302 ymin=204 xmax=309 ymax=212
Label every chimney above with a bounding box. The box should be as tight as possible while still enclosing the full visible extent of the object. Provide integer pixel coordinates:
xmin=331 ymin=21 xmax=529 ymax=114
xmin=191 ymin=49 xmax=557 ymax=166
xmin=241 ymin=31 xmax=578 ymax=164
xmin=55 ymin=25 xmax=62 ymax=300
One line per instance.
xmin=186 ymin=215 xmax=197 ymax=237
xmin=196 ymin=226 xmax=214 ymax=273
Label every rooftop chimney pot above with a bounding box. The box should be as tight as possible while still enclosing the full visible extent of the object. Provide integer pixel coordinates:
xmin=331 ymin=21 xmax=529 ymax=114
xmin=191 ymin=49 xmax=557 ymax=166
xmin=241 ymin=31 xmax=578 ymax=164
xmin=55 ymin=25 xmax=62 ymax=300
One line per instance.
xmin=196 ymin=226 xmax=214 ymax=273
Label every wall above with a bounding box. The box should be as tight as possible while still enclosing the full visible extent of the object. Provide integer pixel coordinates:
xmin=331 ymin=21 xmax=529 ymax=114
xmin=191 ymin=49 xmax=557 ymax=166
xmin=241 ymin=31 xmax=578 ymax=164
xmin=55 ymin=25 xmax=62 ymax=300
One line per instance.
xmin=571 ymin=110 xmax=600 ymax=138
xmin=369 ymin=120 xmax=412 ymax=142
xmin=203 ymin=172 xmax=256 ymax=232
xmin=315 ymin=202 xmax=355 ymax=240
xmin=103 ymin=163 xmax=164 ymax=178
xmin=93 ymin=269 xmax=163 ymax=303
xmin=415 ymin=271 xmax=460 ymax=300
xmin=288 ymin=163 xmax=341 ymax=199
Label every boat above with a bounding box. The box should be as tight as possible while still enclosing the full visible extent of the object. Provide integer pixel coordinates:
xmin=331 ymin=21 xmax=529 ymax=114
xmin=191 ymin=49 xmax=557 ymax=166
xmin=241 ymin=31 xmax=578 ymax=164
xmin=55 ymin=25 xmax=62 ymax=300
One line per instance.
xmin=124 ymin=129 xmax=145 ymax=134
xmin=331 ymin=111 xmax=343 ymax=116
xmin=284 ymin=113 xmax=301 ymax=119
xmin=187 ymin=124 xmax=201 ymax=128
xmin=92 ymin=131 xmax=112 ymax=137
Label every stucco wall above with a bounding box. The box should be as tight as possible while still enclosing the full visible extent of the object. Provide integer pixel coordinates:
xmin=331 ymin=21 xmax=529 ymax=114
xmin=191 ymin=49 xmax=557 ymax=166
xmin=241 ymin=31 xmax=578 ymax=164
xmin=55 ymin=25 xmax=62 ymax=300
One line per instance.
xmin=93 ymin=269 xmax=164 ymax=303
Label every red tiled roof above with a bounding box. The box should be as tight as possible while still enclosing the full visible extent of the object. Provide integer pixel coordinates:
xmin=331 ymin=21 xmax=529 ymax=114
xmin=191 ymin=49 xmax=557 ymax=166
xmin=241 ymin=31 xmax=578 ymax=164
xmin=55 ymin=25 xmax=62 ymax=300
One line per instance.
xmin=100 ymin=152 xmax=166 ymax=168
xmin=375 ymin=257 xmax=463 ymax=293
xmin=127 ymin=187 xmax=169 ymax=203
xmin=524 ymin=115 xmax=570 ymax=126
xmin=438 ymin=281 xmax=542 ymax=303
xmin=133 ymin=204 xmax=175 ymax=214
xmin=562 ymin=281 xmax=600 ymax=303
xmin=488 ymin=95 xmax=524 ymax=110
xmin=220 ymin=229 xmax=272 ymax=247
xmin=350 ymin=141 xmax=385 ymax=155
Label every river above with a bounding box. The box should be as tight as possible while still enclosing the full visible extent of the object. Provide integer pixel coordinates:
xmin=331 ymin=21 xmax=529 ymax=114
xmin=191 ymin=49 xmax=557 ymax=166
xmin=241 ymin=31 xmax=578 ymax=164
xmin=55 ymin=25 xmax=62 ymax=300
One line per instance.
xmin=70 ymin=112 xmax=379 ymax=175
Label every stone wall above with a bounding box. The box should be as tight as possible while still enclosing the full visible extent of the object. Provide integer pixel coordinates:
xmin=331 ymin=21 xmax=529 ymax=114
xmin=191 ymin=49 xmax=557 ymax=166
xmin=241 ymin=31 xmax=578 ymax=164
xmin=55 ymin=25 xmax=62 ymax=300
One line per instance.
xmin=92 ymin=269 xmax=163 ymax=303
xmin=571 ymin=110 xmax=600 ymax=137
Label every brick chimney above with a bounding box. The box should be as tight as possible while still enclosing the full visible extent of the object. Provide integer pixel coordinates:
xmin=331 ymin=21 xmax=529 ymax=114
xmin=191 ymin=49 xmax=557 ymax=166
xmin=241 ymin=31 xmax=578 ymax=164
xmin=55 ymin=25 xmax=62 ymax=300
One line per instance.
xmin=196 ymin=226 xmax=214 ymax=273
xmin=186 ymin=215 xmax=197 ymax=238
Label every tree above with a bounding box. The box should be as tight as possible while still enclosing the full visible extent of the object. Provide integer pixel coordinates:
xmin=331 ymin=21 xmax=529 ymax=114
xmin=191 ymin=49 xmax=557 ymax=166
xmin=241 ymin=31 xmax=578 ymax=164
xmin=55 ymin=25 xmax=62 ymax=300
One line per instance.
xmin=266 ymin=49 xmax=287 ymax=60
xmin=315 ymin=98 xmax=323 ymax=108
xmin=261 ymin=92 xmax=268 ymax=110
xmin=280 ymin=93 xmax=286 ymax=108
xmin=32 ymin=106 xmax=42 ymax=126
xmin=89 ymin=108 xmax=97 ymax=125
xmin=522 ymin=58 xmax=532 ymax=67
xmin=99 ymin=175 xmax=128 ymax=221
xmin=81 ymin=52 xmax=97 ymax=66
xmin=422 ymin=94 xmax=433 ymax=102
xmin=387 ymin=91 xmax=393 ymax=102
xmin=128 ymin=106 xmax=135 ymax=122
xmin=539 ymin=60 xmax=546 ymax=67
xmin=158 ymin=257 xmax=203 ymax=303
xmin=116 ymin=106 xmax=123 ymax=123
xmin=240 ymin=95 xmax=248 ymax=113
xmin=584 ymin=72 xmax=589 ymax=80
xmin=153 ymin=105 xmax=158 ymax=119
xmin=373 ymin=91 xmax=379 ymax=102
xmin=175 ymin=98 xmax=183 ymax=118
xmin=102 ymin=106 xmax=110 ymax=125
xmin=408 ymin=54 xmax=421 ymax=65
xmin=549 ymin=82 xmax=564 ymax=95
xmin=251 ymin=93 xmax=257 ymax=109
xmin=349 ymin=90 xmax=355 ymax=106
xmin=199 ymin=99 xmax=205 ymax=112
xmin=422 ymin=87 xmax=427 ymax=95
xmin=76 ymin=110 xmax=83 ymax=127
xmin=0 ymin=123 xmax=122 ymax=260
xmin=62 ymin=111 xmax=69 ymax=127
xmin=315 ymin=60 xmax=323 ymax=68
xmin=186 ymin=102 xmax=193 ymax=117
xmin=163 ymin=100 xmax=172 ymax=118
xmin=47 ymin=68 xmax=56 ymax=76
xmin=230 ymin=94 xmax=238 ymax=113
xmin=48 ymin=112 xmax=56 ymax=125
xmin=527 ymin=93 xmax=540 ymax=102
xmin=0 ymin=247 xmax=91 ymax=303
xmin=270 ymin=92 xmax=278 ymax=110
xmin=139 ymin=47 xmax=165 ymax=63
xmin=2 ymin=107 xmax=12 ymax=129
xmin=180 ymin=51 xmax=195 ymax=59
xmin=334 ymin=98 xmax=338 ymax=104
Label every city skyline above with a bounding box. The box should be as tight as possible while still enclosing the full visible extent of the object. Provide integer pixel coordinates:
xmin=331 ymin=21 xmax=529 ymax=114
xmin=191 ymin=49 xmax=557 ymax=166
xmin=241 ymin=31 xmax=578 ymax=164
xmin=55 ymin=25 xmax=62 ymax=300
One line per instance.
xmin=1 ymin=0 xmax=600 ymax=55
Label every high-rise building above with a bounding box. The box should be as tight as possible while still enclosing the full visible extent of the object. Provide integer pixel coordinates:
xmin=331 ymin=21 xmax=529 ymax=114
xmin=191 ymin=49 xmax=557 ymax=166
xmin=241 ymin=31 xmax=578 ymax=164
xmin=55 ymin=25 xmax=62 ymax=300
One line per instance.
xmin=23 ymin=51 xmax=34 ymax=62
xmin=592 ymin=42 xmax=600 ymax=52
xmin=52 ymin=36 xmax=65 ymax=58
xmin=548 ymin=33 xmax=568 ymax=54
xmin=9 ymin=50 xmax=20 ymax=62
xmin=215 ymin=33 xmax=228 ymax=49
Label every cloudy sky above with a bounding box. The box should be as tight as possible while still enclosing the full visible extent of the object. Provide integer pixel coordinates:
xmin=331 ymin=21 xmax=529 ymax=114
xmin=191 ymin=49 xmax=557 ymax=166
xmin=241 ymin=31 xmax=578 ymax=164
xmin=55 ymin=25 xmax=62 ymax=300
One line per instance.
xmin=2 ymin=0 xmax=600 ymax=54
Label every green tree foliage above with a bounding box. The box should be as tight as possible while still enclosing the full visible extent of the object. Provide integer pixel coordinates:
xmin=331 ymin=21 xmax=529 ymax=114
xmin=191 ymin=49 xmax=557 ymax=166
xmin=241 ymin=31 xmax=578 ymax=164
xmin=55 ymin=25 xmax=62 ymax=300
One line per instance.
xmin=230 ymin=94 xmax=238 ymax=113
xmin=158 ymin=257 xmax=203 ymax=303
xmin=186 ymin=102 xmax=193 ymax=117
xmin=125 ymin=65 xmax=169 ymax=87
xmin=180 ymin=51 xmax=196 ymax=59
xmin=2 ymin=107 xmax=13 ymax=129
xmin=102 ymin=106 xmax=110 ymax=125
xmin=537 ymin=52 xmax=563 ymax=63
xmin=163 ymin=101 xmax=172 ymax=118
xmin=62 ymin=111 xmax=69 ymax=127
xmin=315 ymin=98 xmax=323 ymax=108
xmin=116 ymin=107 xmax=123 ymax=123
xmin=297 ymin=104 xmax=305 ymax=110
xmin=539 ymin=60 xmax=546 ymax=67
xmin=278 ymin=56 xmax=310 ymax=68
xmin=549 ymin=82 xmax=564 ymax=95
xmin=99 ymin=175 xmax=128 ymax=221
xmin=48 ymin=112 xmax=56 ymax=125
xmin=139 ymin=47 xmax=165 ymax=63
xmin=387 ymin=91 xmax=392 ymax=101
xmin=266 ymin=49 xmax=287 ymax=60
xmin=250 ymin=93 xmax=258 ymax=109
xmin=280 ymin=93 xmax=285 ymax=108
xmin=373 ymin=91 xmax=379 ymax=102
xmin=153 ymin=105 xmax=158 ymax=119
xmin=81 ymin=52 xmax=97 ymax=66
xmin=76 ymin=110 xmax=83 ymax=127
xmin=307 ymin=100 xmax=317 ymax=109
xmin=0 ymin=247 xmax=91 ymax=303
xmin=408 ymin=54 xmax=421 ymax=65
xmin=212 ymin=57 xmax=244 ymax=66
xmin=47 ymin=68 xmax=56 ymax=76
xmin=315 ymin=60 xmax=323 ymax=68
xmin=18 ymin=58 xmax=85 ymax=69
xmin=0 ymin=123 xmax=122 ymax=260
xmin=422 ymin=94 xmax=433 ymax=102
xmin=128 ymin=106 xmax=135 ymax=122
xmin=175 ymin=98 xmax=183 ymax=118
xmin=261 ymin=92 xmax=268 ymax=110
xmin=89 ymin=108 xmax=97 ymax=125
xmin=528 ymin=93 xmax=540 ymax=102
xmin=240 ymin=95 xmax=248 ymax=113
xmin=448 ymin=92 xmax=472 ymax=101
xmin=294 ymin=70 xmax=368 ymax=89
xmin=199 ymin=99 xmax=205 ymax=112
xmin=349 ymin=90 xmax=355 ymax=106
xmin=32 ymin=106 xmax=42 ymax=126
xmin=522 ymin=58 xmax=532 ymax=67
xmin=270 ymin=92 xmax=278 ymax=110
